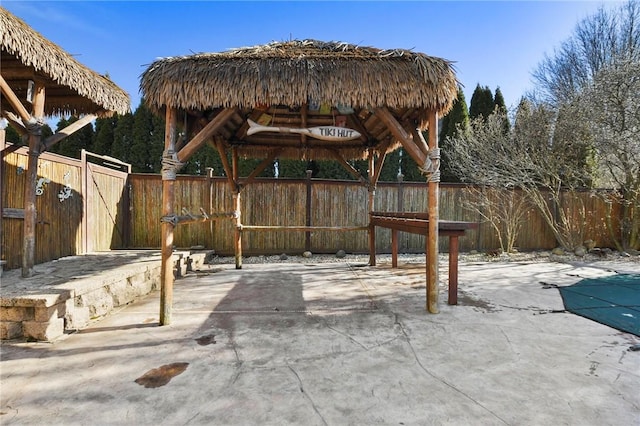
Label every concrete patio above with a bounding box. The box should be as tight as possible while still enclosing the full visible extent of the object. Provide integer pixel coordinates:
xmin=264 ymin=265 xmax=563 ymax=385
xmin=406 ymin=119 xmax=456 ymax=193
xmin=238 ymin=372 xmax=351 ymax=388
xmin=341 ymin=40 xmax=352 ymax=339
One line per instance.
xmin=1 ymin=254 xmax=639 ymax=425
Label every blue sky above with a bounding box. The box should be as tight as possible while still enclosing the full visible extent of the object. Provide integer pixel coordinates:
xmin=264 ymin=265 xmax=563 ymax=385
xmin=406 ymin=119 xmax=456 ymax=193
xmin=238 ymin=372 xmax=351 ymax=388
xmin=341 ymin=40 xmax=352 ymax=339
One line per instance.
xmin=3 ymin=1 xmax=618 ymax=114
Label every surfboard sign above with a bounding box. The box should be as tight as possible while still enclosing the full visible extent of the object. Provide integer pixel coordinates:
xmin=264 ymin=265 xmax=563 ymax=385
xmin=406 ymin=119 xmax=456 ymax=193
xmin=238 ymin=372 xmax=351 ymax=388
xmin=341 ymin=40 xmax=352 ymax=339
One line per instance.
xmin=246 ymin=119 xmax=361 ymax=142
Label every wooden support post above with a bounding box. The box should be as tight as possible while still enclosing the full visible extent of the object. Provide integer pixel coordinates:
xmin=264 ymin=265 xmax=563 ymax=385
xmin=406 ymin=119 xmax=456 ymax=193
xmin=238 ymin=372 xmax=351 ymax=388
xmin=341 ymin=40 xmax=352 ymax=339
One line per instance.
xmin=426 ymin=111 xmax=440 ymax=313
xmin=371 ymin=140 xmax=391 ymax=185
xmin=21 ymin=80 xmax=45 ymax=278
xmin=0 ymin=127 xmax=5 ymax=269
xmin=213 ymin=137 xmax=236 ymax=191
xmin=232 ymin=148 xmax=242 ymax=269
xmin=368 ymin=150 xmax=376 ymax=266
xmin=448 ymin=235 xmax=459 ymax=305
xmin=391 ymin=229 xmax=398 ymax=268
xmin=81 ymin=150 xmax=89 ymax=254
xmin=160 ymin=107 xmax=178 ymax=325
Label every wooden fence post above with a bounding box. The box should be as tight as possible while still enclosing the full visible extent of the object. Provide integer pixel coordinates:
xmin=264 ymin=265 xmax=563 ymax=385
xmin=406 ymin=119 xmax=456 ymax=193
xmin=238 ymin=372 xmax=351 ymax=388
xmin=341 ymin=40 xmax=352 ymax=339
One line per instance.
xmin=368 ymin=150 xmax=376 ymax=266
xmin=0 ymin=127 xmax=5 ymax=271
xmin=426 ymin=111 xmax=440 ymax=313
xmin=21 ymin=81 xmax=45 ymax=278
xmin=160 ymin=107 xmax=178 ymax=325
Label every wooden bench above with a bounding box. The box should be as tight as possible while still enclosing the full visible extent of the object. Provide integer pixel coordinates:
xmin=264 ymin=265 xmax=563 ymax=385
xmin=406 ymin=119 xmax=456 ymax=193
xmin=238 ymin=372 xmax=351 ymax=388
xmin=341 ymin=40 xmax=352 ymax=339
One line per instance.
xmin=369 ymin=211 xmax=478 ymax=305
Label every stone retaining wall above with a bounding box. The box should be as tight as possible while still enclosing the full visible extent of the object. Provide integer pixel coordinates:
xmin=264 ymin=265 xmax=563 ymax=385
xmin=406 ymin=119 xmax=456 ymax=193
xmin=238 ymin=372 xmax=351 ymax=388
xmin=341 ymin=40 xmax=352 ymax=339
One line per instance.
xmin=1 ymin=251 xmax=208 ymax=341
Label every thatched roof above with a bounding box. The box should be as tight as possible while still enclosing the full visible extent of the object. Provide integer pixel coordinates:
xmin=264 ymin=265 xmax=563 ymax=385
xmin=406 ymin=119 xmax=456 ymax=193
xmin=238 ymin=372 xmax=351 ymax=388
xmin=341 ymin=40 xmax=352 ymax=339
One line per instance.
xmin=0 ymin=7 xmax=130 ymax=117
xmin=141 ymin=39 xmax=459 ymax=161
xmin=142 ymin=39 xmax=458 ymax=113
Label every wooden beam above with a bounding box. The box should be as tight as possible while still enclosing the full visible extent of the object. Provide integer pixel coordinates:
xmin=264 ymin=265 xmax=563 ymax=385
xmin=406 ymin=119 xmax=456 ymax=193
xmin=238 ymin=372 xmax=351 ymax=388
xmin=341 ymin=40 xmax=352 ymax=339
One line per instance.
xmin=234 ymin=110 xmax=262 ymax=140
xmin=2 ymin=112 xmax=27 ymax=136
xmin=212 ymin=137 xmax=237 ymax=191
xmin=177 ymin=107 xmax=237 ymax=163
xmin=0 ymin=75 xmax=31 ymax=124
xmin=240 ymin=148 xmax=283 ymax=190
xmin=327 ymin=149 xmax=367 ymax=184
xmin=160 ymin=106 xmax=178 ymax=326
xmin=426 ymin=110 xmax=440 ymax=314
xmin=374 ymin=107 xmax=426 ymax=166
xmin=21 ymin=80 xmax=45 ymax=277
xmin=410 ymin=126 xmax=430 ymax=157
xmin=0 ymin=129 xmax=4 ymax=268
xmin=371 ymin=139 xmax=391 ymax=187
xmin=43 ymin=114 xmax=97 ymax=151
xmin=241 ymin=225 xmax=368 ymax=232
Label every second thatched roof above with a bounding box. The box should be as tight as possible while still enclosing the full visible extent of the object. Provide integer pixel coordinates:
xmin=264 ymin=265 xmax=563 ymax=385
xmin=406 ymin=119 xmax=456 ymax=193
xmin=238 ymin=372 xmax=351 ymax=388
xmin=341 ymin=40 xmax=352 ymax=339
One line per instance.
xmin=141 ymin=39 xmax=458 ymax=115
xmin=0 ymin=7 xmax=130 ymax=117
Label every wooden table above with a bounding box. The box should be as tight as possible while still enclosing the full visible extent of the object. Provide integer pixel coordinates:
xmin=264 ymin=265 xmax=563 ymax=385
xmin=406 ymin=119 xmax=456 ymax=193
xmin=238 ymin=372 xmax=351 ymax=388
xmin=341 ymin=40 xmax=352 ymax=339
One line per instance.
xmin=369 ymin=212 xmax=478 ymax=305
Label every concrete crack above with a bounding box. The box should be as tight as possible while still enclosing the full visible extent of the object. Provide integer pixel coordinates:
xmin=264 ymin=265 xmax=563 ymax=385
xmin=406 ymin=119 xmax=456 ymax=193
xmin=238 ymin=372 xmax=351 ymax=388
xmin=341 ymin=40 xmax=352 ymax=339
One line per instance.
xmin=395 ymin=316 xmax=510 ymax=425
xmin=287 ymin=363 xmax=328 ymax=426
xmin=324 ymin=322 xmax=368 ymax=350
xmin=499 ymin=326 xmax=519 ymax=359
xmin=184 ymin=412 xmax=201 ymax=424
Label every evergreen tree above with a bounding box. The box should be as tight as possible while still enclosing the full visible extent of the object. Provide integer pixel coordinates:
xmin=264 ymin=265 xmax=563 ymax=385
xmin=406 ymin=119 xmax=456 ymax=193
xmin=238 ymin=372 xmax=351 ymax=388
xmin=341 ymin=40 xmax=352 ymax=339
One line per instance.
xmin=400 ymin=149 xmax=423 ymax=182
xmin=494 ymin=87 xmax=511 ymax=134
xmin=494 ymin=87 xmax=507 ymax=113
xmin=111 ymin=112 xmax=134 ymax=164
xmin=41 ymin=124 xmax=53 ymax=146
xmin=53 ymin=117 xmax=94 ymax=158
xmin=315 ymin=159 xmax=352 ymax=179
xmin=439 ymin=87 xmax=470 ymax=182
xmin=4 ymin=124 xmax=22 ymax=144
xmin=93 ymin=115 xmax=118 ymax=156
xmin=148 ymin=112 xmax=165 ymax=173
xmin=130 ymin=102 xmax=156 ymax=172
xmin=378 ymin=149 xmax=401 ymax=182
xmin=237 ymin=157 xmax=275 ymax=178
xmin=469 ymin=84 xmax=494 ymax=121
xmin=277 ymin=159 xmax=309 ymax=178
xmin=182 ymin=144 xmax=224 ymax=176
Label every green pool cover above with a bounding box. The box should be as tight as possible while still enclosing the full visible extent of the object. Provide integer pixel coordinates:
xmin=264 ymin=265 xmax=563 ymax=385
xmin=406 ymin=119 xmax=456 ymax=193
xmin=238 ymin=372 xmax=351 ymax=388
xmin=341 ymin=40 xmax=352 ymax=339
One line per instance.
xmin=558 ymin=273 xmax=640 ymax=336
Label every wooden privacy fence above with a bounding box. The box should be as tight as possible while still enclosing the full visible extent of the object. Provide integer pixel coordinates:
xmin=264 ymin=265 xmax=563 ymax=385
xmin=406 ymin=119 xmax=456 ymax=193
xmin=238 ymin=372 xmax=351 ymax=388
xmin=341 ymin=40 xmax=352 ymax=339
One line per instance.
xmin=128 ymin=174 xmax=618 ymax=255
xmin=1 ymin=146 xmax=130 ymax=270
xmin=1 ymin=146 xmax=622 ymax=271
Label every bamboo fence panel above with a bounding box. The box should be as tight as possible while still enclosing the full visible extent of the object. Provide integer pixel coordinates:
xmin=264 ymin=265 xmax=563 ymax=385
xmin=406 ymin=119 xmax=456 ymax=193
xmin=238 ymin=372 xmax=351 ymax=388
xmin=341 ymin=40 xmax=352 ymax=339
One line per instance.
xmin=241 ymin=179 xmax=307 ymax=253
xmin=172 ymin=175 xmax=212 ymax=248
xmin=2 ymin=150 xmax=83 ymax=269
xmin=209 ymin=178 xmax=234 ymax=253
xmin=310 ymin=181 xmax=369 ymax=253
xmin=2 ymin=151 xmax=28 ymax=269
xmin=128 ymin=174 xmax=162 ymax=248
xmin=123 ymin=174 xmax=629 ymax=255
xmin=85 ymin=163 xmax=129 ymax=251
xmin=371 ymin=184 xmax=399 ymax=252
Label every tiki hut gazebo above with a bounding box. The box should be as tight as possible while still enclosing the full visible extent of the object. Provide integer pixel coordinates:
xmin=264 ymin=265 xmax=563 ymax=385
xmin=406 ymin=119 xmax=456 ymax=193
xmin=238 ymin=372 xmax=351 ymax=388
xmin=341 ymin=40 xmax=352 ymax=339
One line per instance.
xmin=0 ymin=7 xmax=130 ymax=277
xmin=140 ymin=39 xmax=459 ymax=322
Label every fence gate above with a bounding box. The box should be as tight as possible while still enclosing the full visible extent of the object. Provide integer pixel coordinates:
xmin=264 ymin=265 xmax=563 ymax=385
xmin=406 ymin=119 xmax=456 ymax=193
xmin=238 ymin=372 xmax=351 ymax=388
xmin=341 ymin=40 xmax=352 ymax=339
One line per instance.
xmin=82 ymin=150 xmax=131 ymax=253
